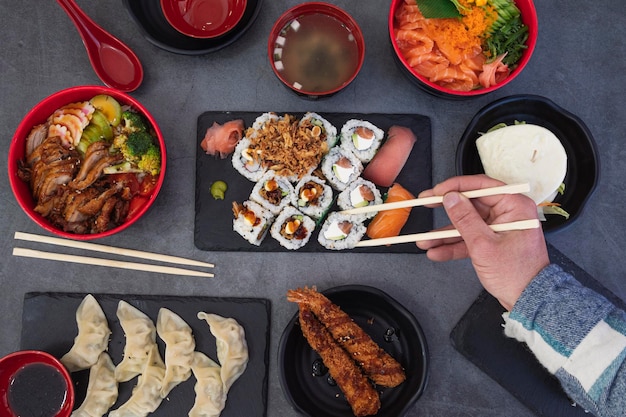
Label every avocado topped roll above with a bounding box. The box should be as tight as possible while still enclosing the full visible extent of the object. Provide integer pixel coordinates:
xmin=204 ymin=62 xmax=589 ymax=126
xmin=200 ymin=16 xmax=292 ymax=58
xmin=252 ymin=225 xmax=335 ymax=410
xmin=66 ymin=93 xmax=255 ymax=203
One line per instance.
xmin=340 ymin=119 xmax=384 ymax=163
xmin=250 ymin=171 xmax=295 ymax=215
xmin=337 ymin=178 xmax=382 ymax=221
xmin=270 ymin=206 xmax=316 ymax=250
xmin=321 ymin=147 xmax=363 ymax=191
xmin=292 ymin=175 xmax=334 ymax=220
xmin=317 ymin=212 xmax=367 ymax=250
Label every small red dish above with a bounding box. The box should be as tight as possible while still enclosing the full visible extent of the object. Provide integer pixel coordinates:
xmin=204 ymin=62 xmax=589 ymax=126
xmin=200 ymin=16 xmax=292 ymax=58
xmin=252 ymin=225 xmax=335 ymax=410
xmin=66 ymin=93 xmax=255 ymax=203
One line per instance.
xmin=161 ymin=0 xmax=247 ymax=39
xmin=388 ymin=0 xmax=537 ymax=98
xmin=0 ymin=350 xmax=74 ymax=417
xmin=268 ymin=2 xmax=365 ymax=99
xmin=8 ymin=85 xmax=167 ymax=240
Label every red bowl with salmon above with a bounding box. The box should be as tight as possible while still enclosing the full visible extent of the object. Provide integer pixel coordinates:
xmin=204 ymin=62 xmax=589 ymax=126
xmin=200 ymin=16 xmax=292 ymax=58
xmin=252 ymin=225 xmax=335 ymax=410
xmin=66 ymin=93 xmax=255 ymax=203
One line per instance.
xmin=389 ymin=0 xmax=537 ymax=98
xmin=8 ymin=86 xmax=166 ymax=240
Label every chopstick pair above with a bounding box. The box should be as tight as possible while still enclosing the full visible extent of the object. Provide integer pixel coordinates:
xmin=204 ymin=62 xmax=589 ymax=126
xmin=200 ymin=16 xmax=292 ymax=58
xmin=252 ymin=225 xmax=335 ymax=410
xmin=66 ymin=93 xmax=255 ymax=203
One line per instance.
xmin=344 ymin=183 xmax=540 ymax=247
xmin=12 ymin=232 xmax=214 ymax=278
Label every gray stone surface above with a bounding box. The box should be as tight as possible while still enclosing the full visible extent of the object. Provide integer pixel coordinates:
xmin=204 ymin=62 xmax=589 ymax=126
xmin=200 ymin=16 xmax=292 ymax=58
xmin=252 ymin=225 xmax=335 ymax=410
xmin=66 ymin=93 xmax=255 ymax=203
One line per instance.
xmin=0 ymin=1 xmax=624 ymax=416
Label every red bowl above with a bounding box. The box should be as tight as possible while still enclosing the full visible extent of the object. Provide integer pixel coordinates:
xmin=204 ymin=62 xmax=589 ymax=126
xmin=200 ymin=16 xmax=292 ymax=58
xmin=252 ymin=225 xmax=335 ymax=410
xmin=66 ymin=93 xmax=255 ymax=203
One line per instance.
xmin=0 ymin=350 xmax=74 ymax=417
xmin=268 ymin=2 xmax=365 ymax=99
xmin=8 ymin=85 xmax=167 ymax=240
xmin=161 ymin=0 xmax=247 ymax=39
xmin=389 ymin=0 xmax=538 ymax=98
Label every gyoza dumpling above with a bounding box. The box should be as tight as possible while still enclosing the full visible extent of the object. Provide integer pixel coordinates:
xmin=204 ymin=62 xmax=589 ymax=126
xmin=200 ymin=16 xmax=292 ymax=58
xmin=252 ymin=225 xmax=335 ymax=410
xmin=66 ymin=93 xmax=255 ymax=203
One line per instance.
xmin=156 ymin=308 xmax=195 ymax=398
xmin=71 ymin=352 xmax=118 ymax=417
xmin=197 ymin=312 xmax=249 ymax=391
xmin=115 ymin=300 xmax=162 ymax=382
xmin=108 ymin=345 xmax=166 ymax=417
xmin=188 ymin=351 xmax=226 ymax=417
xmin=61 ymin=294 xmax=111 ymax=372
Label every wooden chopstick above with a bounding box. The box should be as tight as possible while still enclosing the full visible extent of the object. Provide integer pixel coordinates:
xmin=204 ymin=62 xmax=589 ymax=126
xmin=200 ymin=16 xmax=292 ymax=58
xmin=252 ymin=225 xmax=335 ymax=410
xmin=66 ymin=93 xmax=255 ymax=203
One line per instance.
xmin=12 ymin=248 xmax=214 ymax=278
xmin=340 ymin=183 xmax=531 ymax=216
xmin=354 ymin=219 xmax=541 ymax=247
xmin=14 ymin=231 xmax=213 ymax=268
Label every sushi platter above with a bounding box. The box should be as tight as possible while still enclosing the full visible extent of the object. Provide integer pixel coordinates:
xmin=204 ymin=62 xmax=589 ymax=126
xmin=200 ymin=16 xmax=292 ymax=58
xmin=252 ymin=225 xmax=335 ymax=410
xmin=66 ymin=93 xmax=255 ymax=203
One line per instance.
xmin=194 ymin=111 xmax=433 ymax=253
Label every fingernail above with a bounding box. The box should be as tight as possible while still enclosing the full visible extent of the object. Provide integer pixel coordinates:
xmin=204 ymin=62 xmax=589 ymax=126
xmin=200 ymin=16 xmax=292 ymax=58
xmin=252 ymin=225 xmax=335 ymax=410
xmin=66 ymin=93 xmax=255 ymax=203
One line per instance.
xmin=443 ymin=192 xmax=461 ymax=208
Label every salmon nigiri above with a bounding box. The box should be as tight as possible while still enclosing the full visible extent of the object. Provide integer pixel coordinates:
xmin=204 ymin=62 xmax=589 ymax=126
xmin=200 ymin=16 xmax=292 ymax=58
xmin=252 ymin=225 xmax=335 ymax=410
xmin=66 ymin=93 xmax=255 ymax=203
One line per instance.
xmin=366 ymin=183 xmax=415 ymax=239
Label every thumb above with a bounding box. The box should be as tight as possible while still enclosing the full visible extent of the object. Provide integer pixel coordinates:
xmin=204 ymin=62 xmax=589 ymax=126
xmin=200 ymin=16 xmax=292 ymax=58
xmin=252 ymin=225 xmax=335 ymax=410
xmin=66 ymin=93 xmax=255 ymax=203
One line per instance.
xmin=443 ymin=192 xmax=492 ymax=243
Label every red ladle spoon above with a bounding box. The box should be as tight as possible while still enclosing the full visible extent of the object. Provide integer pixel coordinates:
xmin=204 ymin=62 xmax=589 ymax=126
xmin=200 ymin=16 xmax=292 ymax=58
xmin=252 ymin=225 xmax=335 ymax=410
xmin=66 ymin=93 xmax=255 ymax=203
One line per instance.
xmin=56 ymin=0 xmax=144 ymax=92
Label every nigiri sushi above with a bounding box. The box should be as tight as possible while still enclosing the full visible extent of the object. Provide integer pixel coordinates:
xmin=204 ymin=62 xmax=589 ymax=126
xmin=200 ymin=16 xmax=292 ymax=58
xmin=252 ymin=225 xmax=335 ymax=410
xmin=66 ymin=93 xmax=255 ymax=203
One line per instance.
xmin=362 ymin=125 xmax=417 ymax=187
xmin=366 ymin=183 xmax=415 ymax=239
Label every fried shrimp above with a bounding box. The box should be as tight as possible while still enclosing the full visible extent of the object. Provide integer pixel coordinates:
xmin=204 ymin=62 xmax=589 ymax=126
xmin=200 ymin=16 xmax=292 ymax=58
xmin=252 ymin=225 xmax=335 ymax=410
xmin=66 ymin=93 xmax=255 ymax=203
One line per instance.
xmin=298 ymin=306 xmax=381 ymax=417
xmin=287 ymin=287 xmax=406 ymax=388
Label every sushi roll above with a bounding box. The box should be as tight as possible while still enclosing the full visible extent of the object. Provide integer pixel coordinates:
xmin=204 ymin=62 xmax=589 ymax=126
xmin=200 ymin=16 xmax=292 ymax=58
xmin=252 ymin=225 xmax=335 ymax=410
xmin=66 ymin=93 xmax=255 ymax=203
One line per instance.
xmin=340 ymin=119 xmax=384 ymax=163
xmin=270 ymin=206 xmax=316 ymax=250
xmin=337 ymin=178 xmax=383 ymax=220
xmin=232 ymin=200 xmax=274 ymax=246
xmin=250 ymin=171 xmax=295 ymax=215
xmin=300 ymin=112 xmax=338 ymax=148
xmin=292 ymin=175 xmax=334 ymax=219
xmin=317 ymin=212 xmax=367 ymax=250
xmin=320 ymin=147 xmax=363 ymax=191
xmin=232 ymin=137 xmax=267 ymax=182
xmin=251 ymin=111 xmax=280 ymax=132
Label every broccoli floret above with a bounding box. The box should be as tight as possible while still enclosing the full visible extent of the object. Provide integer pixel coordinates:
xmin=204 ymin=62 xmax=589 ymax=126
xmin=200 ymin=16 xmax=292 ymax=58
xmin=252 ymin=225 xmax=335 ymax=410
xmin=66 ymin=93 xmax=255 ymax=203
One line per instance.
xmin=123 ymin=131 xmax=154 ymax=160
xmin=121 ymin=110 xmax=148 ymax=133
xmin=137 ymin=145 xmax=162 ymax=176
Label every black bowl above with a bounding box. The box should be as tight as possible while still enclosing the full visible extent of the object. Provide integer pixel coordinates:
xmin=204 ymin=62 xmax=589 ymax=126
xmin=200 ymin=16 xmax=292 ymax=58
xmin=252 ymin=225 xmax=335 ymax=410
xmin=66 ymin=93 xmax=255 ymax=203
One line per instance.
xmin=456 ymin=94 xmax=599 ymax=233
xmin=279 ymin=285 xmax=429 ymax=417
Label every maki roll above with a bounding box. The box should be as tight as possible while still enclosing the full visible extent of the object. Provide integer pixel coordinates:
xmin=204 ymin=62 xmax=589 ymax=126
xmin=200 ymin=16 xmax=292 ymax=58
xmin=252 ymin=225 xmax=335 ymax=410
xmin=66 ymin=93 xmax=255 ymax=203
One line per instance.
xmin=250 ymin=171 xmax=295 ymax=215
xmin=318 ymin=212 xmax=367 ymax=250
xmin=292 ymin=175 xmax=334 ymax=219
xmin=340 ymin=119 xmax=384 ymax=163
xmin=337 ymin=178 xmax=383 ymax=220
xmin=321 ymin=147 xmax=363 ymax=191
xmin=232 ymin=137 xmax=267 ymax=182
xmin=270 ymin=206 xmax=316 ymax=250
xmin=251 ymin=111 xmax=280 ymax=132
xmin=232 ymin=201 xmax=274 ymax=246
xmin=300 ymin=112 xmax=338 ymax=148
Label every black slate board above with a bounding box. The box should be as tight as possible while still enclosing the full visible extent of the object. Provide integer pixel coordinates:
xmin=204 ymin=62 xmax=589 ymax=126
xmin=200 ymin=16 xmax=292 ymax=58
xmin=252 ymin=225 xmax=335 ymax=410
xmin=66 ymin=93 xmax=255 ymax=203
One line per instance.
xmin=450 ymin=244 xmax=625 ymax=417
xmin=20 ymin=292 xmax=270 ymax=417
xmin=194 ymin=112 xmax=432 ymax=252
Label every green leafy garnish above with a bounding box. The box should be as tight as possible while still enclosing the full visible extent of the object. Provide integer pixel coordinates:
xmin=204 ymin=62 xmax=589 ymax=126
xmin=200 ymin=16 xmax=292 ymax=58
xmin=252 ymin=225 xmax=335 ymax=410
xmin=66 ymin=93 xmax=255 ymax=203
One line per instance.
xmin=415 ymin=0 xmax=462 ymax=19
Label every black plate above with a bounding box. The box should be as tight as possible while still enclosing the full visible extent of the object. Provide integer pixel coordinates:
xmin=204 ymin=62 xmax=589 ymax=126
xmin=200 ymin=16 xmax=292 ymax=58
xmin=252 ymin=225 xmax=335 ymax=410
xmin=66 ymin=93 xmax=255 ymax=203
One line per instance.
xmin=194 ymin=111 xmax=433 ymax=252
xmin=456 ymin=94 xmax=599 ymax=232
xmin=279 ymin=285 xmax=429 ymax=417
xmin=20 ymin=292 xmax=270 ymax=417
xmin=122 ymin=0 xmax=263 ymax=55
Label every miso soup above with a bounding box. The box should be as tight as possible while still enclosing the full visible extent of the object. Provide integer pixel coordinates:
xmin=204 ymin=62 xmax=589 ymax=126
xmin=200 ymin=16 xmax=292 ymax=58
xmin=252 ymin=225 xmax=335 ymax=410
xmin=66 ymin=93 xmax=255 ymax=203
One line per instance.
xmin=273 ymin=13 xmax=360 ymax=93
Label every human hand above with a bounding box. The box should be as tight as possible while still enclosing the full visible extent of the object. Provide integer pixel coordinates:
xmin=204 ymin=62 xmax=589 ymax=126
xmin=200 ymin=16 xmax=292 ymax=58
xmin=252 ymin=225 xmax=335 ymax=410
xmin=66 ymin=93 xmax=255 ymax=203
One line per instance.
xmin=417 ymin=175 xmax=549 ymax=310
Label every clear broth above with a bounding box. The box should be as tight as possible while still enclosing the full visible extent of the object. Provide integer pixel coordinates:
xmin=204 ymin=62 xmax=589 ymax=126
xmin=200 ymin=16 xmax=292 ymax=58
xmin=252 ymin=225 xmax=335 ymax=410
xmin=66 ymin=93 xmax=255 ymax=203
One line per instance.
xmin=274 ymin=13 xmax=360 ymax=93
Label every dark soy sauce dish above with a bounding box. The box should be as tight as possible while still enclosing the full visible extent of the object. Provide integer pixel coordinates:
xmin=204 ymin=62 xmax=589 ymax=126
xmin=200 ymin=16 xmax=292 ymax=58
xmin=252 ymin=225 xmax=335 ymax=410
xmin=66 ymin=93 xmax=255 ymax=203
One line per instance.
xmin=0 ymin=350 xmax=74 ymax=417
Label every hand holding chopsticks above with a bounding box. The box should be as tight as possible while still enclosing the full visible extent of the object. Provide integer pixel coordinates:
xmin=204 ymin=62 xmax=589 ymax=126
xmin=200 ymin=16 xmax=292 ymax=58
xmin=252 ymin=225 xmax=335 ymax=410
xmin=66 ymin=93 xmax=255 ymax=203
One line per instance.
xmin=13 ymin=232 xmax=214 ymax=277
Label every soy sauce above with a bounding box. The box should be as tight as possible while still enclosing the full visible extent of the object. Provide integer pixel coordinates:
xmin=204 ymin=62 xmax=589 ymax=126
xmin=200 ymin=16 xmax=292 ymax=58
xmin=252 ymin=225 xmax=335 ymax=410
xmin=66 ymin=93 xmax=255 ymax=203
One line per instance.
xmin=8 ymin=363 xmax=67 ymax=417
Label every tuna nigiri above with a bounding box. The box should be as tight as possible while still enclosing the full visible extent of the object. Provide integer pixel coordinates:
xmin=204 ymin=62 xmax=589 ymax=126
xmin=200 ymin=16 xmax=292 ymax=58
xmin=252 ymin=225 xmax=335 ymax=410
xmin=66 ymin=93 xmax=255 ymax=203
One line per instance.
xmin=366 ymin=183 xmax=415 ymax=239
xmin=201 ymin=119 xmax=245 ymax=158
xmin=362 ymin=125 xmax=417 ymax=187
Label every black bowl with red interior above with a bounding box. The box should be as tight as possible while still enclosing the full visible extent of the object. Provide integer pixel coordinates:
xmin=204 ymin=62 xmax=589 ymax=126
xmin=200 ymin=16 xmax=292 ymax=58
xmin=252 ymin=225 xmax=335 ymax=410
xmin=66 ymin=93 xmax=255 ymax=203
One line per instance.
xmin=268 ymin=2 xmax=365 ymax=99
xmin=8 ymin=85 xmax=166 ymax=240
xmin=388 ymin=0 xmax=538 ymax=98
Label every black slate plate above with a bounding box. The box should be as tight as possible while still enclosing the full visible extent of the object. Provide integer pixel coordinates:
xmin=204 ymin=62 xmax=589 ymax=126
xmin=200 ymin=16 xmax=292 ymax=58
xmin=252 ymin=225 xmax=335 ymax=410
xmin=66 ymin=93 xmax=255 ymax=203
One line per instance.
xmin=20 ymin=292 xmax=270 ymax=417
xmin=194 ymin=112 xmax=432 ymax=252
xmin=456 ymin=94 xmax=599 ymax=233
xmin=279 ymin=285 xmax=429 ymax=417
xmin=451 ymin=243 xmax=625 ymax=417
xmin=122 ymin=0 xmax=263 ymax=55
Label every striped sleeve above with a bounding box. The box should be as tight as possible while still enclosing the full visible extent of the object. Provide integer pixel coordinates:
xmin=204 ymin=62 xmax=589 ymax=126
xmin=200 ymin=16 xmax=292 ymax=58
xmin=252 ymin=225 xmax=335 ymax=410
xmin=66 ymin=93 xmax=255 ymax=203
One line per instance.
xmin=502 ymin=264 xmax=626 ymax=417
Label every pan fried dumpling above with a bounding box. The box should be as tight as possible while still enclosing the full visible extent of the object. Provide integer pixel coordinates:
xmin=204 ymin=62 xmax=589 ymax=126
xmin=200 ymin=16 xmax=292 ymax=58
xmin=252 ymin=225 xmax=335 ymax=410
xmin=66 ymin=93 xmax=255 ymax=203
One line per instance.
xmin=115 ymin=300 xmax=162 ymax=382
xmin=197 ymin=312 xmax=249 ymax=391
xmin=109 ymin=345 xmax=166 ymax=417
xmin=156 ymin=308 xmax=195 ymax=398
xmin=188 ymin=351 xmax=226 ymax=417
xmin=61 ymin=294 xmax=111 ymax=372
xmin=71 ymin=352 xmax=118 ymax=417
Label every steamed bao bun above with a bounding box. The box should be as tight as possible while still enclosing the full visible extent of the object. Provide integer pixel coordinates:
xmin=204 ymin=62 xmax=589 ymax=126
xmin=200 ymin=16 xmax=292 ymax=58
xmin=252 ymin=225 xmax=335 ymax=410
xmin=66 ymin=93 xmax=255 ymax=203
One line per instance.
xmin=476 ymin=124 xmax=567 ymax=204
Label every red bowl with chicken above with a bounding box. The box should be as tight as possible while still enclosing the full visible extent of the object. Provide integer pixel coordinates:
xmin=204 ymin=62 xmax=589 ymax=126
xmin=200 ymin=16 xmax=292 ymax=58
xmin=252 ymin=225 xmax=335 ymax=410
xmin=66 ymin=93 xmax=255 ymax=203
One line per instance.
xmin=8 ymin=86 xmax=166 ymax=240
xmin=389 ymin=0 xmax=537 ymax=98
